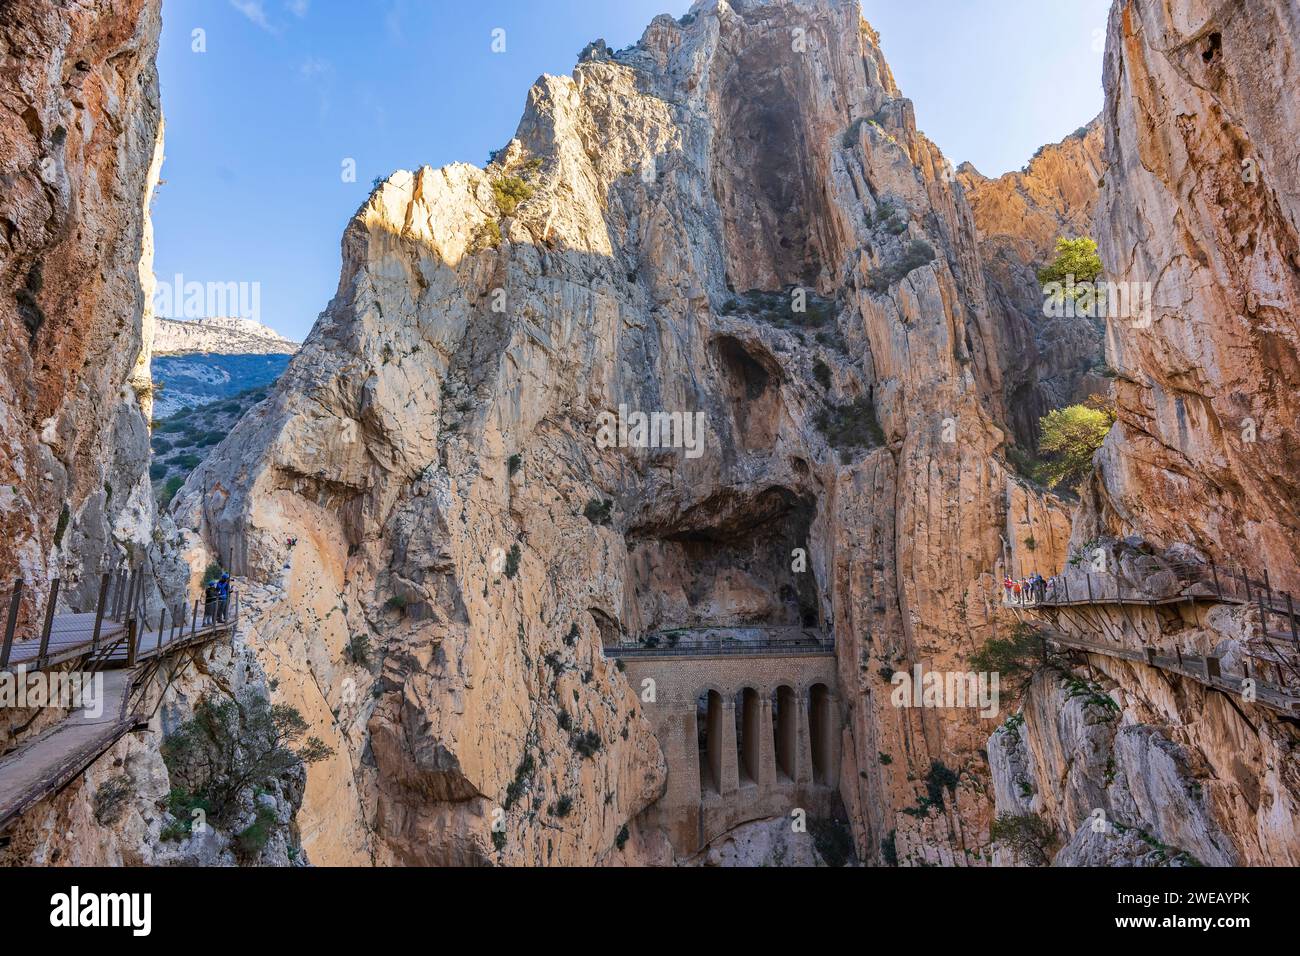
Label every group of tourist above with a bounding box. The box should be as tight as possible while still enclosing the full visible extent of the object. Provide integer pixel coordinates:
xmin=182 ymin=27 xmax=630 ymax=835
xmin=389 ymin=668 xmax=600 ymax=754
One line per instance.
xmin=202 ymin=572 xmax=231 ymax=625
xmin=1003 ymin=573 xmax=1051 ymax=605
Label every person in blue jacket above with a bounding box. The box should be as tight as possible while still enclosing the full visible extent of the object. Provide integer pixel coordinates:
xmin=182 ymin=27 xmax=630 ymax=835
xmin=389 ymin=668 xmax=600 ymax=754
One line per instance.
xmin=216 ymin=573 xmax=230 ymax=623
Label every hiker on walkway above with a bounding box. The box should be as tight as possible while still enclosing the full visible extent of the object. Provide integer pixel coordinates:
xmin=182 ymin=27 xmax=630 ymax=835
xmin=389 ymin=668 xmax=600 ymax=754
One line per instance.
xmin=203 ymin=581 xmax=218 ymax=626
xmin=1003 ymin=576 xmax=1014 ymax=602
xmin=216 ymin=573 xmax=230 ymax=623
xmin=1012 ymin=579 xmax=1023 ymax=604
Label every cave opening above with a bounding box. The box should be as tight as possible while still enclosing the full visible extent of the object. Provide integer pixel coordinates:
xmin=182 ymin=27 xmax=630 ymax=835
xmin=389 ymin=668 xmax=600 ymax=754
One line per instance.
xmin=628 ymin=487 xmax=822 ymax=641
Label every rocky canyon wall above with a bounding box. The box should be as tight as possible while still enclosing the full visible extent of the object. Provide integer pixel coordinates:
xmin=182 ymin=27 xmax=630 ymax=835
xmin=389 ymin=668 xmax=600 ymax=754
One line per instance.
xmin=176 ymin=0 xmax=1072 ymax=866
xmin=0 ymin=0 xmax=298 ymax=868
xmin=1083 ymin=0 xmax=1300 ymax=590
xmin=960 ymin=122 xmax=1108 ymax=447
xmin=987 ymin=0 xmax=1300 ymax=867
xmin=0 ymin=0 xmax=175 ymax=618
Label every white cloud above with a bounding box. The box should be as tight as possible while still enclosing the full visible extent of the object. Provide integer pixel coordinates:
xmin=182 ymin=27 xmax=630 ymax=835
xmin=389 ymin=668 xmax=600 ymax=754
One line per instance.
xmin=230 ymin=0 xmax=275 ymax=32
xmin=286 ymin=0 xmax=310 ymax=17
xmin=298 ymin=56 xmax=332 ymax=80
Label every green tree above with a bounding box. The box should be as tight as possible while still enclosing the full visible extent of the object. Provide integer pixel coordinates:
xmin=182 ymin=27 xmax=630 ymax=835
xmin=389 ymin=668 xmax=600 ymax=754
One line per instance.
xmin=161 ymin=692 xmax=332 ymax=826
xmin=1035 ymin=402 xmax=1114 ymax=491
xmin=990 ymin=813 xmax=1057 ymax=866
xmin=1037 ymin=236 xmax=1102 ymax=297
xmin=969 ymin=621 xmax=1056 ymax=701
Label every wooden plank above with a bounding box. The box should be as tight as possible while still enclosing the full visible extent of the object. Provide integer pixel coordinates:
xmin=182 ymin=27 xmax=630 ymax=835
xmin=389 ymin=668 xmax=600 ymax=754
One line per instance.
xmin=0 ymin=670 xmax=135 ymax=831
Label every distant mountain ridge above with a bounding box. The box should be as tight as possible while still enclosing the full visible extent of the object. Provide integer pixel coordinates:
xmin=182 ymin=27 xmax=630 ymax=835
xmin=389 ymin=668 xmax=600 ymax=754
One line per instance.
xmin=154 ymin=315 xmax=299 ymax=355
xmin=151 ymin=317 xmax=299 ymax=418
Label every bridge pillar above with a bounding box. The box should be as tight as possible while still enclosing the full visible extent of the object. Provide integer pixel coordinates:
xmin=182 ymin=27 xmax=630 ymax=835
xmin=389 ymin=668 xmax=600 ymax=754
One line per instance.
xmin=719 ymin=698 xmax=740 ymax=797
xmin=794 ymin=695 xmax=814 ymax=787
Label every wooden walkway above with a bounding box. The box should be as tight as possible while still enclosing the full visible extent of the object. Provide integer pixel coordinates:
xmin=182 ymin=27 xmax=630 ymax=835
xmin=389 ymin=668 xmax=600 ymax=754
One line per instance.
xmin=0 ymin=573 xmax=240 ymax=833
xmin=0 ymin=671 xmax=136 ymax=830
xmin=2 ymin=614 xmax=128 ymax=670
xmin=1044 ymin=629 xmax=1300 ymax=716
xmin=0 ymin=618 xmax=237 ymax=832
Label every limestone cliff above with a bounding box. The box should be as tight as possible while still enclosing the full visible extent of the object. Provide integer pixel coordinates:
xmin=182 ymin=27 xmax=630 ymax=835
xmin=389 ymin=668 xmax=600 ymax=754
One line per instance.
xmin=987 ymin=0 xmax=1300 ymax=867
xmin=959 ymin=122 xmax=1108 ymax=447
xmin=0 ymin=0 xmax=305 ymax=868
xmin=153 ymin=316 xmax=299 ymax=356
xmin=178 ymin=0 xmax=1063 ymax=865
xmin=1084 ymin=0 xmax=1300 ymax=587
xmin=0 ymin=0 xmax=176 ymax=617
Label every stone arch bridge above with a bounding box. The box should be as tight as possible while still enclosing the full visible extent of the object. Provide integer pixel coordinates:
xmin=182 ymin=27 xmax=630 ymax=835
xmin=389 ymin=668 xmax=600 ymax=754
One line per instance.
xmin=613 ymin=635 xmax=840 ymax=857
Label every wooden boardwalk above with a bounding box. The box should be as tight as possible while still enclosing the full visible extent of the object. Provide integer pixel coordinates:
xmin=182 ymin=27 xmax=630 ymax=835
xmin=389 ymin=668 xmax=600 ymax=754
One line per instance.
xmin=0 ymin=671 xmax=136 ymax=830
xmin=0 ymin=574 xmax=239 ymax=832
xmin=2 ymin=614 xmax=128 ymax=670
xmin=1044 ymin=629 xmax=1300 ymax=716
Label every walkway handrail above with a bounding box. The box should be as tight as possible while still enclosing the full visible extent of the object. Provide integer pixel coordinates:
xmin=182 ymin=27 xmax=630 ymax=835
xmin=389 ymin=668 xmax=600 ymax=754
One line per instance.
xmin=1042 ymin=628 xmax=1299 ymax=712
xmin=1 ymin=571 xmax=239 ymax=675
xmin=1006 ymin=557 xmax=1300 ymax=644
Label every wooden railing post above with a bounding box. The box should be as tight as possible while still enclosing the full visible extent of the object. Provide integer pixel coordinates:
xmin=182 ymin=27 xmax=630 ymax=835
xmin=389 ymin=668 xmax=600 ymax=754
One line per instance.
xmin=157 ymin=608 xmax=167 ymax=654
xmin=1287 ymin=593 xmax=1298 ymax=645
xmin=1210 ymin=557 xmax=1221 ymax=599
xmin=124 ymin=569 xmax=137 ymax=624
xmin=36 ymin=577 xmax=60 ymax=670
xmin=90 ymin=572 xmax=110 ymax=651
xmin=190 ymin=599 xmax=198 ymax=639
xmin=116 ymin=569 xmax=128 ymax=619
xmin=126 ymin=616 xmax=140 ymax=668
xmin=1 ymin=579 xmax=22 ymax=670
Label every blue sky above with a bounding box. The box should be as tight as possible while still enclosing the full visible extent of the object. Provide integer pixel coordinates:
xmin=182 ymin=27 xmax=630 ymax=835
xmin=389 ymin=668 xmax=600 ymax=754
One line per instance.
xmin=154 ymin=0 xmax=1111 ymax=341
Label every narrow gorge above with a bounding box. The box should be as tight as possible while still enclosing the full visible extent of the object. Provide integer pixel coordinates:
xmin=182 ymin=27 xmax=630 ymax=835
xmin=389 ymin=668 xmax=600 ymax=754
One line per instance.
xmin=1 ymin=0 xmax=1296 ymax=871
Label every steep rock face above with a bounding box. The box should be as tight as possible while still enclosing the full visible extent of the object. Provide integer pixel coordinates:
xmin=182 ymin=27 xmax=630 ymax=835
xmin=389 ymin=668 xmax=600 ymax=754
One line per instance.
xmin=960 ymin=123 xmax=1108 ymax=446
xmin=988 ymin=0 xmax=1300 ymax=868
xmin=988 ymin=609 xmax=1299 ymax=866
xmin=1085 ymin=0 xmax=1300 ymax=589
xmin=0 ymin=0 xmax=171 ymax=617
xmin=178 ymin=0 xmax=1063 ymax=866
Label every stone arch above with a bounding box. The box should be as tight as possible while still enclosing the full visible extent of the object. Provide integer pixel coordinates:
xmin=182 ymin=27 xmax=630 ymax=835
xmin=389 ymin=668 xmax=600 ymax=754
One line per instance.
xmin=772 ymin=683 xmax=797 ymax=781
xmin=696 ymin=689 xmax=724 ymax=795
xmin=808 ymin=682 xmax=832 ymax=785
